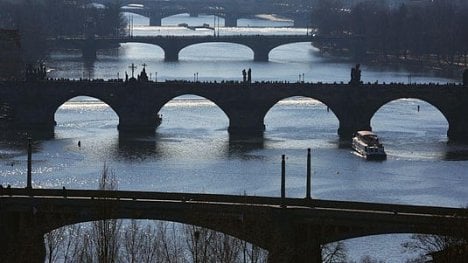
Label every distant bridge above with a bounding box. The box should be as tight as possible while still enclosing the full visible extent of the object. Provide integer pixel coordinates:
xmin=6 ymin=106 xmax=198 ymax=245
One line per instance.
xmin=1 ymin=188 xmax=467 ymax=263
xmin=48 ymin=34 xmax=323 ymax=61
xmin=93 ymin=0 xmax=311 ymax=27
xmin=1 ymin=80 xmax=468 ymax=140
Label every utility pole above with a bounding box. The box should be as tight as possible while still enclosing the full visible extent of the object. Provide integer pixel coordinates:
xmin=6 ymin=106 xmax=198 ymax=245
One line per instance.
xmin=281 ymin=154 xmax=286 ymax=203
xmin=26 ymin=138 xmax=32 ymax=189
xmin=306 ymin=148 xmax=311 ymax=199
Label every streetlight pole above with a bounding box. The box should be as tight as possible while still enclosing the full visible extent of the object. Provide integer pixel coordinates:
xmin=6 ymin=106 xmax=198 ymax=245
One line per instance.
xmin=306 ymin=148 xmax=311 ymax=199
xmin=26 ymin=138 xmax=32 ymax=189
xmin=281 ymin=154 xmax=286 ymax=202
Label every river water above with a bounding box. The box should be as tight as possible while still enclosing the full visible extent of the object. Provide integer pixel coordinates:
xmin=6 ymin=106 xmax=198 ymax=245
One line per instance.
xmin=1 ymin=13 xmax=467 ymax=262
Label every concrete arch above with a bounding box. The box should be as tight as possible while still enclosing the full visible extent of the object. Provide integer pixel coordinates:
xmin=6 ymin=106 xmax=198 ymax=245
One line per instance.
xmin=268 ymin=41 xmax=315 ymax=61
xmin=119 ymin=42 xmax=165 ymax=60
xmin=179 ymin=42 xmax=254 ymax=60
xmin=36 ymin=200 xmax=272 ymax=252
xmin=326 ymin=227 xmax=466 ymax=244
xmin=268 ymin=42 xmax=317 ymax=58
xmin=162 ymin=12 xmax=194 ymax=20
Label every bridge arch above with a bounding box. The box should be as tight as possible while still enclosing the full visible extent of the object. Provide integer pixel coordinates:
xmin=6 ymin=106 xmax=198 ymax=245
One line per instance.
xmin=156 ymin=94 xmax=230 ymax=130
xmin=119 ymin=42 xmax=165 ymax=60
xmin=264 ymin=96 xmax=339 ymax=137
xmin=370 ymin=98 xmax=449 ymax=138
xmin=44 ymin=219 xmax=268 ymax=262
xmin=54 ymin=95 xmax=120 ymax=119
xmin=269 ymin=42 xmax=318 ymax=62
xmin=179 ymin=42 xmax=254 ymax=61
xmin=54 ymin=96 xmax=120 ymax=130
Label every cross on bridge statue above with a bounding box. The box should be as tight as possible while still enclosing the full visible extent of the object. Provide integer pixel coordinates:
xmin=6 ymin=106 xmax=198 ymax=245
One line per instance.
xmin=129 ymin=63 xmax=137 ymax=80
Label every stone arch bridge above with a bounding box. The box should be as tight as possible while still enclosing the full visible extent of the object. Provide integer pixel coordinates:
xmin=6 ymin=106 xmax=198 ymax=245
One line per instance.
xmin=1 ymin=189 xmax=467 ymax=263
xmin=49 ymin=35 xmax=334 ymax=61
xmin=1 ymin=80 xmax=468 ymax=140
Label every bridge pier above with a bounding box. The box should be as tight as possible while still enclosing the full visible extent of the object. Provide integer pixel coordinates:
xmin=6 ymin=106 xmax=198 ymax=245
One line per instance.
xmin=447 ymin=119 xmax=468 ymax=142
xmin=0 ymin=212 xmax=47 ymax=263
xmin=164 ymin=48 xmax=180 ymax=61
xmin=149 ymin=13 xmax=162 ymax=27
xmin=253 ymin=49 xmax=270 ymax=62
xmin=227 ymin=110 xmax=265 ymax=136
xmin=14 ymin=106 xmax=56 ymax=138
xmin=224 ymin=14 xmax=238 ymax=27
xmin=338 ymin=122 xmax=372 ymax=139
xmin=267 ymin=221 xmax=322 ymax=263
xmin=118 ymin=111 xmax=162 ymax=135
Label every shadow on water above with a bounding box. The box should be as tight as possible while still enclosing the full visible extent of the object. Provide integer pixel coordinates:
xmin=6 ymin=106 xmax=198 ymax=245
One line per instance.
xmin=115 ymin=133 xmax=161 ymax=161
xmin=444 ymin=141 xmax=468 ymax=161
xmin=225 ymin=134 xmax=265 ymax=160
xmin=336 ymin=137 xmax=352 ymax=149
xmin=0 ymin=127 xmax=46 ymax=159
xmin=0 ymin=125 xmax=54 ymax=141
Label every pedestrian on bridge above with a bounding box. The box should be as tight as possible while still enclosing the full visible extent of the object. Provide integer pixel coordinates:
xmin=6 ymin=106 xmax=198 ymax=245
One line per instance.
xmin=242 ymin=69 xmax=247 ymax=83
xmin=248 ymin=68 xmax=252 ymax=83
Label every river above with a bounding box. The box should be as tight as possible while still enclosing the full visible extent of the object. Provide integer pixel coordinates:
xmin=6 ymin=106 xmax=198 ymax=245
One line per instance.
xmin=1 ymin=13 xmax=467 ymax=262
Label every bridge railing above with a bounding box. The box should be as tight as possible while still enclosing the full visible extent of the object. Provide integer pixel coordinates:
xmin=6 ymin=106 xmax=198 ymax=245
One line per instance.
xmin=1 ymin=188 xmax=467 ymax=218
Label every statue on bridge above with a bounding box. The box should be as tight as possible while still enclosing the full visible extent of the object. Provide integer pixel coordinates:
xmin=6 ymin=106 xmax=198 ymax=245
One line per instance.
xmin=25 ymin=63 xmax=47 ymax=81
xmin=137 ymin=64 xmax=149 ymax=82
xmin=241 ymin=68 xmax=252 ymax=83
xmin=463 ymin=68 xmax=468 ymax=86
xmin=350 ymin=64 xmax=362 ymax=86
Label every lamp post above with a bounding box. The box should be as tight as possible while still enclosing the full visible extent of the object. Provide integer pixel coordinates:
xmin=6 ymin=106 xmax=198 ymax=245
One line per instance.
xmin=26 ymin=138 xmax=32 ymax=189
xmin=281 ymin=154 xmax=286 ymax=207
xmin=306 ymin=148 xmax=311 ymax=199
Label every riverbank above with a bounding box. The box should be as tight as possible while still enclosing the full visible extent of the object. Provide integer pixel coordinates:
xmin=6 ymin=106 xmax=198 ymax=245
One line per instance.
xmin=314 ymin=44 xmax=466 ymax=81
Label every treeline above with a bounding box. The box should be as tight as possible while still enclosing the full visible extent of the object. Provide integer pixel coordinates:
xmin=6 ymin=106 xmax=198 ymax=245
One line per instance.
xmin=0 ymin=0 xmax=126 ymax=63
xmin=45 ymin=220 xmax=270 ymax=263
xmin=311 ymin=0 xmax=468 ymax=68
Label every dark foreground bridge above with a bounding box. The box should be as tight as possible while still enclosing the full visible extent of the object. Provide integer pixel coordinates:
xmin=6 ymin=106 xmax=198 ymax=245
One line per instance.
xmin=1 ymin=188 xmax=467 ymax=263
xmin=1 ymin=80 xmax=468 ymax=140
xmin=48 ymin=34 xmax=339 ymax=61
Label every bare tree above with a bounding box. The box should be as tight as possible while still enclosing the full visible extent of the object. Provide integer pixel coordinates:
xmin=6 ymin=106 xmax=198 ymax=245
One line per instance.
xmin=88 ymin=164 xmax=122 ymax=263
xmin=402 ymin=234 xmax=467 ymax=262
xmin=322 ymin=241 xmax=348 ymax=263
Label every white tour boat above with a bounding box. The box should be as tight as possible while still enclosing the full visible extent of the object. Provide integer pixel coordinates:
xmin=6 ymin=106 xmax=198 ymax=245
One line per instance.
xmin=352 ymin=130 xmax=387 ymax=160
